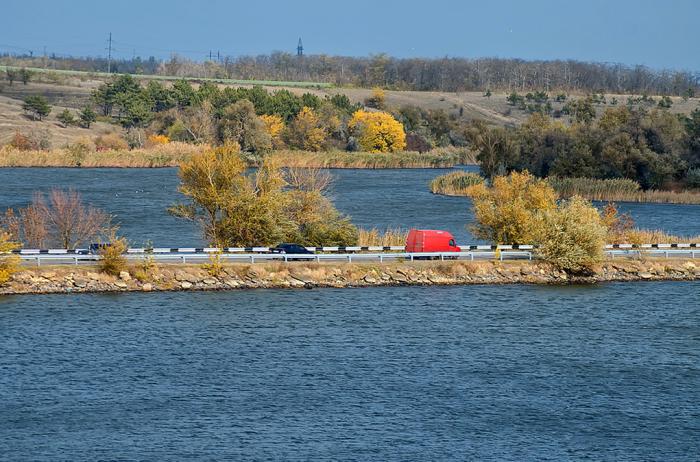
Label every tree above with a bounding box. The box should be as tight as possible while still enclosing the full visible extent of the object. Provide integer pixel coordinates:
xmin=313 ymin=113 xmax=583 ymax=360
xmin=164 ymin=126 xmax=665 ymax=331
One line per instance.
xmin=170 ymin=147 xmax=357 ymax=247
xmin=79 ymin=106 xmax=97 ymax=128
xmin=284 ymin=106 xmax=326 ymax=151
xmin=259 ymin=114 xmax=285 ymax=149
xmin=6 ymin=68 xmax=17 ymax=85
xmin=9 ymin=190 xmax=113 ymax=249
xmin=22 ymin=96 xmax=51 ymax=121
xmin=348 ymin=110 xmax=406 ymax=153
xmin=57 ymin=109 xmax=75 ymax=127
xmin=19 ymin=67 xmax=33 ymax=85
xmin=217 ymin=99 xmax=272 ymax=152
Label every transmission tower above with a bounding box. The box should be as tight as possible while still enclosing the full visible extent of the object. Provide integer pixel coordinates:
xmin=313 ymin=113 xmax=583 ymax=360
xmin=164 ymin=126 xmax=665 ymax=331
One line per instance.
xmin=107 ymin=32 xmax=113 ymax=73
xmin=297 ymin=37 xmax=303 ymax=57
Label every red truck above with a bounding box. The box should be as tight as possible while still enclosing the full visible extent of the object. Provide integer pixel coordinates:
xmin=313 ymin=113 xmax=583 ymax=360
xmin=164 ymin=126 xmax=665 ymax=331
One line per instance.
xmin=405 ymin=229 xmax=461 ymax=253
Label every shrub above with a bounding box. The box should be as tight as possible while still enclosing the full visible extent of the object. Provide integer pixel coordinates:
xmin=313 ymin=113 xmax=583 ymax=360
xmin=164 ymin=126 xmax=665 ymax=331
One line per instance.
xmin=98 ymin=234 xmax=129 ymax=276
xmin=687 ymin=168 xmax=700 ymax=189
xmin=0 ymin=231 xmax=21 ymax=285
xmin=364 ymin=87 xmax=386 ymax=109
xmin=94 ymin=133 xmax=129 ymax=151
xmin=9 ymin=129 xmax=51 ymax=151
xmin=79 ymin=106 xmax=97 ymax=128
xmin=534 ymin=196 xmax=607 ymax=274
xmin=145 ymin=134 xmax=169 ymax=148
xmin=202 ymin=251 xmax=224 ymax=277
xmin=57 ymin=109 xmax=76 ymax=127
xmin=465 ymin=171 xmax=557 ymax=244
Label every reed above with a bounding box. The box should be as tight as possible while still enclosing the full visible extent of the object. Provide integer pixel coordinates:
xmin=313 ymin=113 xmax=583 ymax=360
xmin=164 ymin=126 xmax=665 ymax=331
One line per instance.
xmin=266 ymin=148 xmax=474 ymax=169
xmin=357 ymin=227 xmax=409 ymax=247
xmin=429 ymin=172 xmax=700 ymax=204
xmin=0 ymin=143 xmax=207 ymax=168
xmin=548 ymin=176 xmax=700 ymax=205
xmin=613 ymin=229 xmax=700 ymax=245
xmin=429 ymin=171 xmax=484 ymax=195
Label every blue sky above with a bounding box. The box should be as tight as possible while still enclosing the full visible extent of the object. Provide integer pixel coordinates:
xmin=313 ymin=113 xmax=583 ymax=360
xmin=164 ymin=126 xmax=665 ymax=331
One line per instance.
xmin=1 ymin=0 xmax=698 ymax=71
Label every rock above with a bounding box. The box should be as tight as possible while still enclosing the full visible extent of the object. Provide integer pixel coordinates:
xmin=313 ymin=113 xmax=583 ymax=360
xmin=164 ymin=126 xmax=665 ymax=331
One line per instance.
xmin=202 ymin=278 xmax=218 ymax=285
xmin=683 ymin=262 xmax=696 ymax=271
xmin=363 ymin=276 xmax=377 ymax=284
xmin=181 ymin=281 xmax=193 ymax=289
xmin=225 ymin=279 xmax=240 ymax=288
xmin=73 ymin=278 xmax=89 ymax=288
xmin=142 ymin=283 xmax=153 ymax=292
xmin=41 ymin=271 xmax=56 ymax=279
xmin=114 ymin=281 xmax=128 ymax=289
xmin=119 ymin=271 xmax=131 ymax=281
xmin=639 ymin=272 xmax=653 ymax=279
xmin=87 ymin=272 xmax=101 ymax=281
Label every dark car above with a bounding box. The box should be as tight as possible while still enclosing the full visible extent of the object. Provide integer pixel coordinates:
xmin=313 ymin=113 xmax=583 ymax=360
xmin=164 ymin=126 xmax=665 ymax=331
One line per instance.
xmin=270 ymin=243 xmax=314 ymax=255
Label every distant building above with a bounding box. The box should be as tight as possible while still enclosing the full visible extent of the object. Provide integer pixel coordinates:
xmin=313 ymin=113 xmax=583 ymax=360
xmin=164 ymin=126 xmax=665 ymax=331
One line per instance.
xmin=297 ymin=38 xmax=304 ymax=57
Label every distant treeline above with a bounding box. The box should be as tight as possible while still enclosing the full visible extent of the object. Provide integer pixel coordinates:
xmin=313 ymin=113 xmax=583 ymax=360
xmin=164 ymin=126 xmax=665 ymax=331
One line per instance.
xmin=1 ymin=52 xmax=698 ymax=95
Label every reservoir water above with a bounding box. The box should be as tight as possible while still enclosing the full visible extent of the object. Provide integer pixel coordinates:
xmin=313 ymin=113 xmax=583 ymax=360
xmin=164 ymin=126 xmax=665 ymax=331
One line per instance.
xmin=0 ymin=167 xmax=699 ymax=246
xmin=1 ymin=282 xmax=699 ymax=460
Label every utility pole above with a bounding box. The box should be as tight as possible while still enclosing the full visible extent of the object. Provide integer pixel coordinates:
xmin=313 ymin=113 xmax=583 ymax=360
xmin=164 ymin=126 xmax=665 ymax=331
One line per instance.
xmin=107 ymin=32 xmax=113 ymax=73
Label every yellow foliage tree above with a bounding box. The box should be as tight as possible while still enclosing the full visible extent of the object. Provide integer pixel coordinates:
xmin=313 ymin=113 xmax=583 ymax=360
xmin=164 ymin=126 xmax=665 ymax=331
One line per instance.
xmin=285 ymin=107 xmax=326 ymax=151
xmin=0 ymin=231 xmax=21 ymax=285
xmin=466 ymin=171 xmax=557 ymax=244
xmin=259 ymin=114 xmax=285 ymax=149
xmin=348 ymin=110 xmax=407 ymax=153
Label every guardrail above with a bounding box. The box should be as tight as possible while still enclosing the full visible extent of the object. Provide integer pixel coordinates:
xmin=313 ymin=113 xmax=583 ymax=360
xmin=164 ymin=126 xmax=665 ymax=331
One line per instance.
xmin=8 ymin=243 xmax=700 ymax=266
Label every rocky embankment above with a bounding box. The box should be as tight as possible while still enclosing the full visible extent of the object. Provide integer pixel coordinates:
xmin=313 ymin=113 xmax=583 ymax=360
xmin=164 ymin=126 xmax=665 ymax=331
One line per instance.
xmin=1 ymin=259 xmax=698 ymax=295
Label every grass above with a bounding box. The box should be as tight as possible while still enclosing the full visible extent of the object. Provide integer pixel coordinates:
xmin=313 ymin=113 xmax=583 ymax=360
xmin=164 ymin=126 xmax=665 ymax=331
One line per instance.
xmin=430 ymin=172 xmax=700 ymax=204
xmin=0 ymin=142 xmax=207 ymax=168
xmin=613 ymin=229 xmax=700 ymax=245
xmin=358 ymin=228 xmax=408 ymax=247
xmin=0 ymin=65 xmax=332 ymax=89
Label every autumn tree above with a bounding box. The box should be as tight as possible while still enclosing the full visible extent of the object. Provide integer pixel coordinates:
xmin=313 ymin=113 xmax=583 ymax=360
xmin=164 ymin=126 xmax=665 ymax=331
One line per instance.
xmin=348 ymin=110 xmax=406 ymax=153
xmin=284 ymin=106 xmax=326 ymax=151
xmin=0 ymin=231 xmax=20 ymax=285
xmin=170 ymin=147 xmax=357 ymax=247
xmin=259 ymin=114 xmax=285 ymax=149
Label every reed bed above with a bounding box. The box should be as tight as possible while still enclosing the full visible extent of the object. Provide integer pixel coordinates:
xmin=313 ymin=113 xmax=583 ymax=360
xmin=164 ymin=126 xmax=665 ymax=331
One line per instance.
xmin=613 ymin=229 xmax=700 ymax=245
xmin=357 ymin=227 xmax=409 ymax=247
xmin=267 ymin=148 xmax=474 ymax=169
xmin=429 ymin=172 xmax=700 ymax=204
xmin=0 ymin=143 xmax=207 ymax=168
xmin=548 ymin=176 xmax=700 ymax=204
xmin=429 ymin=171 xmax=484 ymax=195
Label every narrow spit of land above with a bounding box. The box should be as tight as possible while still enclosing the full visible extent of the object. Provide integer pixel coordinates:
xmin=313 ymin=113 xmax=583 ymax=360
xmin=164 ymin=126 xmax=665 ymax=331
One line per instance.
xmin=3 ymin=259 xmax=698 ymax=295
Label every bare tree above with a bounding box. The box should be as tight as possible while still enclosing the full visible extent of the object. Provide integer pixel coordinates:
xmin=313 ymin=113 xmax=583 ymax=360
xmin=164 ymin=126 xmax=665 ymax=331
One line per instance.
xmin=284 ymin=167 xmax=334 ymax=193
xmin=6 ymin=190 xmax=114 ymax=249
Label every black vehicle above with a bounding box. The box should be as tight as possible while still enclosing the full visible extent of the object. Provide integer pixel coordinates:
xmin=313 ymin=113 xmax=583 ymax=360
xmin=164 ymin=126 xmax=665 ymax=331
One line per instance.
xmin=270 ymin=243 xmax=314 ymax=255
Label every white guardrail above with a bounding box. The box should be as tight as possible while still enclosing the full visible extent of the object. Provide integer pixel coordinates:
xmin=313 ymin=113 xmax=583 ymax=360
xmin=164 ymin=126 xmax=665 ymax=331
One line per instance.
xmin=8 ymin=243 xmax=700 ymax=266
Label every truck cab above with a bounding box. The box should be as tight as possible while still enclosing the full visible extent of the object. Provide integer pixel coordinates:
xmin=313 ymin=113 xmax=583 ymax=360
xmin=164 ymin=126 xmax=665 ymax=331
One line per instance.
xmin=405 ymin=229 xmax=461 ymax=253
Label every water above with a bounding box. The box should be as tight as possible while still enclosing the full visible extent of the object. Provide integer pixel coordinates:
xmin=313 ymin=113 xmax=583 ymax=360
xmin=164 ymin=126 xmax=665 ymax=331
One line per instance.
xmin=1 ymin=282 xmax=698 ymax=460
xmin=1 ymin=168 xmax=698 ymax=247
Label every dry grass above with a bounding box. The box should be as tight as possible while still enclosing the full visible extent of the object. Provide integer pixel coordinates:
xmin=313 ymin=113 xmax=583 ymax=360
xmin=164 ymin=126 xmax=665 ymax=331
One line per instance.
xmin=0 ymin=142 xmax=208 ymax=167
xmin=358 ymin=228 xmax=408 ymax=247
xmin=614 ymin=229 xmax=700 ymax=245
xmin=267 ymin=148 xmax=474 ymax=169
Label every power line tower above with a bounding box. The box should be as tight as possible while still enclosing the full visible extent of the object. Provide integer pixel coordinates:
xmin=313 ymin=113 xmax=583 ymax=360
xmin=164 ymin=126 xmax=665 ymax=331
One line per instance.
xmin=297 ymin=37 xmax=303 ymax=57
xmin=107 ymin=32 xmax=113 ymax=73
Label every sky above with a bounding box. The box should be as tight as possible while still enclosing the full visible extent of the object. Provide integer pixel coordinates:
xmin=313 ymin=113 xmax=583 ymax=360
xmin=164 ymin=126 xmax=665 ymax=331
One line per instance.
xmin=1 ymin=0 xmax=698 ymax=71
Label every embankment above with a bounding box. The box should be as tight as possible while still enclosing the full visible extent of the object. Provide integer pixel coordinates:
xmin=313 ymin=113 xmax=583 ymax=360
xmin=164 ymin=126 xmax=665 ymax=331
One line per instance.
xmin=2 ymin=259 xmax=698 ymax=295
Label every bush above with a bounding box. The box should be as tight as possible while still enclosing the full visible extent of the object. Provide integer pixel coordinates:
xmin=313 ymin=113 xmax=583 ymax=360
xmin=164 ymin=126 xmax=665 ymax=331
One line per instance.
xmin=98 ymin=235 xmax=128 ymax=276
xmin=22 ymin=95 xmax=51 ymax=120
xmin=687 ymin=168 xmax=700 ymax=189
xmin=0 ymin=231 xmax=21 ymax=285
xmin=534 ymin=196 xmax=607 ymax=274
xmin=9 ymin=129 xmax=51 ymax=150
xmin=57 ymin=109 xmax=76 ymax=127
xmin=94 ymin=133 xmax=129 ymax=151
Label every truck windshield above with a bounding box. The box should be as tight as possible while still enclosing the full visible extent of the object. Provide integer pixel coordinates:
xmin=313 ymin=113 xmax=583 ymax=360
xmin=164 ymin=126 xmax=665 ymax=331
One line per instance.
xmin=449 ymin=239 xmax=456 ymax=247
